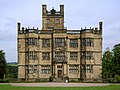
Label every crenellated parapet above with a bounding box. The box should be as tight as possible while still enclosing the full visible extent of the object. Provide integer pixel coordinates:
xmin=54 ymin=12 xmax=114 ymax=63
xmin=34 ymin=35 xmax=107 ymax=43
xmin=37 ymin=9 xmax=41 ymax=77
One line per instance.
xmin=17 ymin=22 xmax=39 ymax=34
xmin=42 ymin=4 xmax=64 ymax=16
xmin=18 ymin=21 xmax=103 ymax=35
xmin=80 ymin=21 xmax=103 ymax=34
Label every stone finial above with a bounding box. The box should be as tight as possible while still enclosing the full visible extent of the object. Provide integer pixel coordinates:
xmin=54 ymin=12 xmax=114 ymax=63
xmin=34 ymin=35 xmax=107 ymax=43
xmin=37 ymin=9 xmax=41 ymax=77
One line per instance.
xmin=22 ymin=27 xmax=24 ymax=33
xmin=60 ymin=5 xmax=64 ymax=15
xmin=99 ymin=21 xmax=103 ymax=34
xmin=17 ymin=22 xmax=21 ymax=31
xmin=99 ymin=21 xmax=103 ymax=30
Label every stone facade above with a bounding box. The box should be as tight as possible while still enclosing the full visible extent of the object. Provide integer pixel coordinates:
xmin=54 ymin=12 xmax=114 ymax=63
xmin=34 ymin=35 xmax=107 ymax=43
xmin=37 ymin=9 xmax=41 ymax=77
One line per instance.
xmin=17 ymin=4 xmax=102 ymax=81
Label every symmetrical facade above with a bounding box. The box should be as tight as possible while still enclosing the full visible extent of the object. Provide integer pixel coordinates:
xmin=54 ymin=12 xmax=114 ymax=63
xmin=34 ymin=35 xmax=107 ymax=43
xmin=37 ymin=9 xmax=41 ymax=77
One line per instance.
xmin=18 ymin=4 xmax=102 ymax=81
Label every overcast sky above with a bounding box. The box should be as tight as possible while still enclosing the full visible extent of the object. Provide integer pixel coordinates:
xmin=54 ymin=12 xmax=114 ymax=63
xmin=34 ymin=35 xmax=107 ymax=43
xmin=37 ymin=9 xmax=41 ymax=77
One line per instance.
xmin=0 ymin=0 xmax=120 ymax=62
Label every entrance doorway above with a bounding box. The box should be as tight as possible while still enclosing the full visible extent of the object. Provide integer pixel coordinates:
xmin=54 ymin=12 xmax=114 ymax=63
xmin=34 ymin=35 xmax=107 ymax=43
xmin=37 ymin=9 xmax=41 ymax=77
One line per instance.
xmin=58 ymin=70 xmax=62 ymax=79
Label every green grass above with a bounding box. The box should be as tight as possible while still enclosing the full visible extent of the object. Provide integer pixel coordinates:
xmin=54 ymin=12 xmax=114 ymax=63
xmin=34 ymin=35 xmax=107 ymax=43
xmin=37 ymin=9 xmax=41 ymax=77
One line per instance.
xmin=0 ymin=85 xmax=120 ymax=90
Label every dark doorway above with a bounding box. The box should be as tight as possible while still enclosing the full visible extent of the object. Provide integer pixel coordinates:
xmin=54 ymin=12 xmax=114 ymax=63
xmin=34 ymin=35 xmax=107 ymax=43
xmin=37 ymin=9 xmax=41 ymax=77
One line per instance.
xmin=58 ymin=70 xmax=62 ymax=79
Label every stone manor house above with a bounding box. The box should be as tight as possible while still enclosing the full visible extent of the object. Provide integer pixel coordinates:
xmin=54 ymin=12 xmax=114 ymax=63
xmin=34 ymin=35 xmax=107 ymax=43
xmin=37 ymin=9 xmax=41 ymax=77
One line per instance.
xmin=17 ymin=4 xmax=103 ymax=81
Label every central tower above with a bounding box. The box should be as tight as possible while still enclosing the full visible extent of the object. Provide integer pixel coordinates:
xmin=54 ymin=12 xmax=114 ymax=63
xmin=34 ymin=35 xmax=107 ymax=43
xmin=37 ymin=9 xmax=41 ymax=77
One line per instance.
xmin=42 ymin=4 xmax=64 ymax=30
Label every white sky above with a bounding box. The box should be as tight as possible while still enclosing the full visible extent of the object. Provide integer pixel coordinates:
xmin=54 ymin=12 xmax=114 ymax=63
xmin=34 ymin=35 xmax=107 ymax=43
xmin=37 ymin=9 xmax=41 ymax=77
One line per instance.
xmin=0 ymin=0 xmax=120 ymax=62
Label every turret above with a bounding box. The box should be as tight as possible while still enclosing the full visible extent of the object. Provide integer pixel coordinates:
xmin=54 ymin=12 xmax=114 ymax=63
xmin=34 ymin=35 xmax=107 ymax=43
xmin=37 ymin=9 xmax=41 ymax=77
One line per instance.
xmin=17 ymin=22 xmax=21 ymax=33
xmin=22 ymin=27 xmax=24 ymax=33
xmin=42 ymin=4 xmax=47 ymax=16
xmin=60 ymin=5 xmax=64 ymax=15
xmin=99 ymin=22 xmax=103 ymax=34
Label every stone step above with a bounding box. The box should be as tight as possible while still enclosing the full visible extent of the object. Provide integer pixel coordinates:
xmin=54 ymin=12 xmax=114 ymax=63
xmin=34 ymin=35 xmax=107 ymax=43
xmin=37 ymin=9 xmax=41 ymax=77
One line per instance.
xmin=55 ymin=78 xmax=64 ymax=82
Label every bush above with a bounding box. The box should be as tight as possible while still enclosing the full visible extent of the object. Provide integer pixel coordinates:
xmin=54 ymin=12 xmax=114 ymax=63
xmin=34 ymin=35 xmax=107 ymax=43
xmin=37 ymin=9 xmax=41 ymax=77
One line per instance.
xmin=116 ymin=75 xmax=120 ymax=83
xmin=0 ymin=79 xmax=9 ymax=83
xmin=64 ymin=76 xmax=69 ymax=82
xmin=49 ymin=76 xmax=53 ymax=82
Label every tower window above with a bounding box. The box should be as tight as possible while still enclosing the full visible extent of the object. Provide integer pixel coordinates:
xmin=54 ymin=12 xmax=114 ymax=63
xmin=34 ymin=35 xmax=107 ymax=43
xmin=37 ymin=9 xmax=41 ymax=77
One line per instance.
xmin=46 ymin=19 xmax=50 ymax=24
xmin=56 ymin=19 xmax=60 ymax=24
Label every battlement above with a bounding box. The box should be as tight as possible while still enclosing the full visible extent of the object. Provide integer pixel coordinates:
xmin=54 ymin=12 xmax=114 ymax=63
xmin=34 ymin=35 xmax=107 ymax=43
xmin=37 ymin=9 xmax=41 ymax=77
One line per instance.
xmin=42 ymin=4 xmax=64 ymax=16
xmin=17 ymin=21 xmax=102 ymax=35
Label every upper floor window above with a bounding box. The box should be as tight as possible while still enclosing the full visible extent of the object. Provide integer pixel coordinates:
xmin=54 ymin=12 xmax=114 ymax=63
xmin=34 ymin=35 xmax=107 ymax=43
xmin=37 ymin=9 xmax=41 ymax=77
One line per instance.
xmin=70 ymin=52 xmax=78 ymax=60
xmin=42 ymin=39 xmax=50 ymax=48
xmin=70 ymin=39 xmax=78 ymax=48
xmin=42 ymin=52 xmax=50 ymax=60
xmin=26 ymin=38 xmax=38 ymax=46
xmin=55 ymin=52 xmax=65 ymax=61
xmin=26 ymin=52 xmax=38 ymax=60
xmin=82 ymin=38 xmax=94 ymax=47
xmin=54 ymin=38 xmax=65 ymax=48
xmin=81 ymin=52 xmax=93 ymax=60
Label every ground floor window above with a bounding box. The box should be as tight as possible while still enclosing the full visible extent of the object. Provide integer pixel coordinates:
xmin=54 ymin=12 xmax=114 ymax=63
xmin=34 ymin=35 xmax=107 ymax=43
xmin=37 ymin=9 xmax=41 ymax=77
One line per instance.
xmin=69 ymin=65 xmax=79 ymax=73
xmin=28 ymin=65 xmax=38 ymax=74
xmin=86 ymin=65 xmax=93 ymax=73
xmin=41 ymin=65 xmax=50 ymax=74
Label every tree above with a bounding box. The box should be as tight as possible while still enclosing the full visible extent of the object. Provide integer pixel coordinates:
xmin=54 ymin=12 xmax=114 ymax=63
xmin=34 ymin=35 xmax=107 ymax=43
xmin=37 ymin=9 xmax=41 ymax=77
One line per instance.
xmin=102 ymin=43 xmax=120 ymax=83
xmin=7 ymin=65 xmax=18 ymax=78
xmin=102 ymin=48 xmax=113 ymax=79
xmin=112 ymin=43 xmax=120 ymax=76
xmin=0 ymin=50 xmax=7 ymax=80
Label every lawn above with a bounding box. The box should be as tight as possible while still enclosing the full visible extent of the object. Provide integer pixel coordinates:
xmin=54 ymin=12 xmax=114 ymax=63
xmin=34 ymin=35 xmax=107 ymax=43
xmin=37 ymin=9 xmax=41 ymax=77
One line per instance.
xmin=0 ymin=85 xmax=120 ymax=90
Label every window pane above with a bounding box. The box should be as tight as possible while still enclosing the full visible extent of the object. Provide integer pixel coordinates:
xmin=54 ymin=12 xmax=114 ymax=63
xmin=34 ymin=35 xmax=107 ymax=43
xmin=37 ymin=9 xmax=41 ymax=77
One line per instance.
xmin=42 ymin=39 xmax=50 ymax=48
xmin=82 ymin=38 xmax=93 ymax=47
xmin=55 ymin=52 xmax=65 ymax=61
xmin=69 ymin=65 xmax=79 ymax=73
xmin=41 ymin=65 xmax=50 ymax=74
xmin=54 ymin=38 xmax=65 ymax=47
xmin=42 ymin=52 xmax=50 ymax=60
xmin=70 ymin=39 xmax=78 ymax=48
